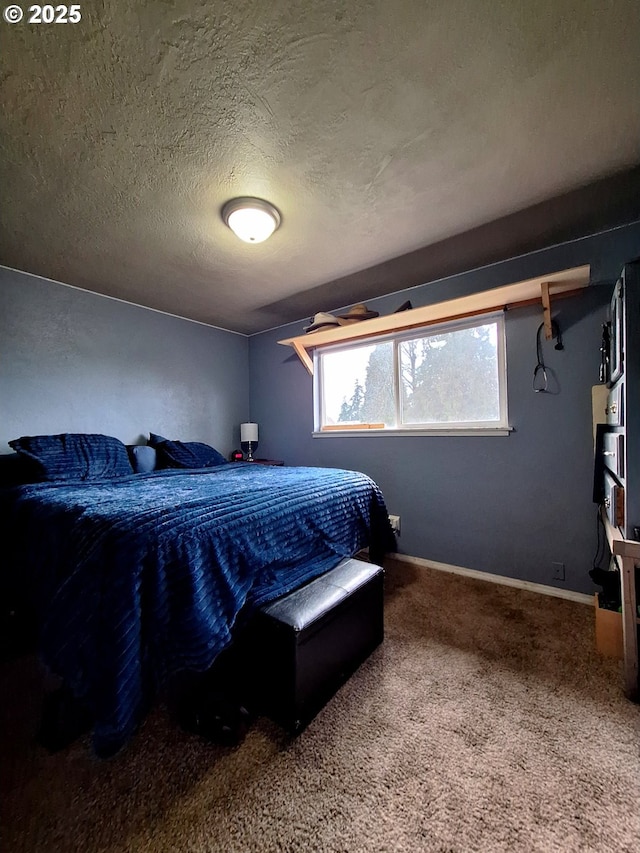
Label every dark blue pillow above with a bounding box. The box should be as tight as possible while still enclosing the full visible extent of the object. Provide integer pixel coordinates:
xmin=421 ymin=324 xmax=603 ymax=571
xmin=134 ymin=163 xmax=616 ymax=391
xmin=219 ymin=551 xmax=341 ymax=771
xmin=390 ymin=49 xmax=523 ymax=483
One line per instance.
xmin=8 ymin=433 xmax=134 ymax=481
xmin=156 ymin=440 xmax=228 ymax=469
xmin=148 ymin=432 xmax=168 ymax=447
xmin=127 ymin=445 xmax=157 ymax=474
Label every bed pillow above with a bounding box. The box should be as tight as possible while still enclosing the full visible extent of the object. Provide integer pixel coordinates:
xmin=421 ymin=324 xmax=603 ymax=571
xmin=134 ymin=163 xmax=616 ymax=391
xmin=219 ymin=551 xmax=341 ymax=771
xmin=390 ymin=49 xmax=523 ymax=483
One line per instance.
xmin=127 ymin=445 xmax=157 ymax=474
xmin=155 ymin=439 xmax=228 ymax=469
xmin=148 ymin=432 xmax=168 ymax=447
xmin=8 ymin=433 xmax=134 ymax=481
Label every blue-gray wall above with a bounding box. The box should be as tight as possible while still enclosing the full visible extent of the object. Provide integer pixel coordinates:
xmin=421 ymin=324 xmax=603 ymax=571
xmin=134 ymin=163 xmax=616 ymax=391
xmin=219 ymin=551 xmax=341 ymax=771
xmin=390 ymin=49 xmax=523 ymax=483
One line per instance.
xmin=249 ymin=222 xmax=640 ymax=595
xmin=0 ymin=267 xmax=250 ymax=454
xmin=3 ymin=223 xmax=639 ymax=595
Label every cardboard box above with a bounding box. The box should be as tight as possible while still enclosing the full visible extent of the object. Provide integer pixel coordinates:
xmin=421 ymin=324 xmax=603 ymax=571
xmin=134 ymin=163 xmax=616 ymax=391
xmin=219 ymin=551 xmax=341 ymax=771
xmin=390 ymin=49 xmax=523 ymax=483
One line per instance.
xmin=594 ymin=594 xmax=623 ymax=659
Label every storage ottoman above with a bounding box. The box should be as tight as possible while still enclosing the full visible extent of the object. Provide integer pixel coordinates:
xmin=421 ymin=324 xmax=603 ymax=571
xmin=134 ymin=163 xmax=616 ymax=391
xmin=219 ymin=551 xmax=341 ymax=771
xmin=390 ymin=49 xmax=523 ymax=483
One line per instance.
xmin=249 ymin=557 xmax=384 ymax=732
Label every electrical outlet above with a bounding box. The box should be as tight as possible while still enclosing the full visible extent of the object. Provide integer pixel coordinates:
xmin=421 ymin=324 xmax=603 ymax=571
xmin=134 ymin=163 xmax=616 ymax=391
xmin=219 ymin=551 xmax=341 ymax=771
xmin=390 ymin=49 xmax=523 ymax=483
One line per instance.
xmin=552 ymin=561 xmax=565 ymax=581
xmin=388 ymin=514 xmax=401 ymax=535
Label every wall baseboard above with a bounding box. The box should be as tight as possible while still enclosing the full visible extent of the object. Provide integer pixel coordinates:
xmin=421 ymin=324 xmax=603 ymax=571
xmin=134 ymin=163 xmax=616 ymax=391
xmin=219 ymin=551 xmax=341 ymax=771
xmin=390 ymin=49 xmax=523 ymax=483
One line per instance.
xmin=387 ymin=552 xmax=594 ymax=606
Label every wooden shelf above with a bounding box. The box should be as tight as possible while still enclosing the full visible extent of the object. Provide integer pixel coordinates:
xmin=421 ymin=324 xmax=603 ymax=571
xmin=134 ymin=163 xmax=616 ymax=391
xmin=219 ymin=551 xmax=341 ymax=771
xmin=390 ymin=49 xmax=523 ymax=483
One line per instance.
xmin=601 ymin=509 xmax=640 ymax=560
xmin=279 ymin=265 xmax=590 ymax=374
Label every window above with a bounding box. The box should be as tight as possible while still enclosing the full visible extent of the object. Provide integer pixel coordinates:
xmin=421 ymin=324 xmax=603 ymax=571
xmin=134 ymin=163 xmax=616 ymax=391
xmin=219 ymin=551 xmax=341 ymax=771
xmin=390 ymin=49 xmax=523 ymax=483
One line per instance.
xmin=314 ymin=312 xmax=509 ymax=435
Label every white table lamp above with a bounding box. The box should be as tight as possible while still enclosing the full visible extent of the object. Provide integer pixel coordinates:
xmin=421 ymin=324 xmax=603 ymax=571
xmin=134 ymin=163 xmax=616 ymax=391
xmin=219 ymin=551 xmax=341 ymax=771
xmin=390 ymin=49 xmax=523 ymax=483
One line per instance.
xmin=240 ymin=422 xmax=259 ymax=461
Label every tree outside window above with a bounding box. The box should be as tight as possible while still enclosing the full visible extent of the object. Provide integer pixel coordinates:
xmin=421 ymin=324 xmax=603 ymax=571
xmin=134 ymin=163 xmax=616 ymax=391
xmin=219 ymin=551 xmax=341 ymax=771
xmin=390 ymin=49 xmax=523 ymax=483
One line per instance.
xmin=317 ymin=314 xmax=507 ymax=433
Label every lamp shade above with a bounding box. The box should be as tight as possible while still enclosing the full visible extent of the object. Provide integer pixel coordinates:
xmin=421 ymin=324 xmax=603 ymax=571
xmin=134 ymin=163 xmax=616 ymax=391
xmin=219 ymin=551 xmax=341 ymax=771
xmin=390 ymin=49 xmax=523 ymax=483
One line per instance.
xmin=222 ymin=198 xmax=281 ymax=243
xmin=240 ymin=422 xmax=258 ymax=443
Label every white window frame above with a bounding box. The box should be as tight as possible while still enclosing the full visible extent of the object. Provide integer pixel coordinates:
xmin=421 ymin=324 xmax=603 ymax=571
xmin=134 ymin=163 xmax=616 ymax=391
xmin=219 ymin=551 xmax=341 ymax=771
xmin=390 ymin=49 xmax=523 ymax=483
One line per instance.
xmin=313 ymin=311 xmax=510 ymax=437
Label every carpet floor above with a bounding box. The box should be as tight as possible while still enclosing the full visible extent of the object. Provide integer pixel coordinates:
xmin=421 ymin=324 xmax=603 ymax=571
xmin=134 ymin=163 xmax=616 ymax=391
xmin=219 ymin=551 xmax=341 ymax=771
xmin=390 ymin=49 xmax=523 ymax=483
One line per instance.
xmin=1 ymin=559 xmax=639 ymax=853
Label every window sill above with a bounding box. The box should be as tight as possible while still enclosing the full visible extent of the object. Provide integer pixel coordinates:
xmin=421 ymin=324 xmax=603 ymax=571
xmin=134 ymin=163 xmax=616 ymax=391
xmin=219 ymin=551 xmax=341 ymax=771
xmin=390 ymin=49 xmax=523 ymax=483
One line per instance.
xmin=313 ymin=427 xmax=513 ymax=438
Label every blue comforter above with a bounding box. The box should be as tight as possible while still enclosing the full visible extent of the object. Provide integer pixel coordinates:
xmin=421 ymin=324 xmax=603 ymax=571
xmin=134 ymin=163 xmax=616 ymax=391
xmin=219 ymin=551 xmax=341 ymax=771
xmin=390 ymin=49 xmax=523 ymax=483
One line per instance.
xmin=5 ymin=464 xmax=394 ymax=753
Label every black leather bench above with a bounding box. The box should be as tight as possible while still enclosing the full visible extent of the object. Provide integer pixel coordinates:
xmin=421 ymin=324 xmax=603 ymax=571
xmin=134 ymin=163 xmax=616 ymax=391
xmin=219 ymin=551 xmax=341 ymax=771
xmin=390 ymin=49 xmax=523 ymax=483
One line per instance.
xmin=248 ymin=557 xmax=384 ymax=732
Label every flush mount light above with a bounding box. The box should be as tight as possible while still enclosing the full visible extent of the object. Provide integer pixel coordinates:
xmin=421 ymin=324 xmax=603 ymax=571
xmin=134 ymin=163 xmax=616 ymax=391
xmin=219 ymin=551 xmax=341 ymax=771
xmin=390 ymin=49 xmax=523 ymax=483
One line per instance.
xmin=222 ymin=197 xmax=281 ymax=244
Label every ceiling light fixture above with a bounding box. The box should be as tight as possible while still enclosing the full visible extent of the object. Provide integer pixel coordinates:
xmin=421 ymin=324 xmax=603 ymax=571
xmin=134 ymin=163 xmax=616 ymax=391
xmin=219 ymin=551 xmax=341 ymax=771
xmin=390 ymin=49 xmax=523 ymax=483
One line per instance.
xmin=222 ymin=197 xmax=281 ymax=244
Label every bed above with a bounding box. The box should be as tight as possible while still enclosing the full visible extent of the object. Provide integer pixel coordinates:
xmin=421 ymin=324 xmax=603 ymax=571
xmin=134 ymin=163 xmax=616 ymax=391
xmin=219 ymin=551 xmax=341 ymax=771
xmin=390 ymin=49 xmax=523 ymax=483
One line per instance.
xmin=1 ymin=433 xmax=395 ymax=754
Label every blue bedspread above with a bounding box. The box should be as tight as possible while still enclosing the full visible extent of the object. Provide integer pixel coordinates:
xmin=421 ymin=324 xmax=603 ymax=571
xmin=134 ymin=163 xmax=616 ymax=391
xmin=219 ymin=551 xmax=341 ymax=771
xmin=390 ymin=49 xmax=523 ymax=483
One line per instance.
xmin=5 ymin=464 xmax=394 ymax=753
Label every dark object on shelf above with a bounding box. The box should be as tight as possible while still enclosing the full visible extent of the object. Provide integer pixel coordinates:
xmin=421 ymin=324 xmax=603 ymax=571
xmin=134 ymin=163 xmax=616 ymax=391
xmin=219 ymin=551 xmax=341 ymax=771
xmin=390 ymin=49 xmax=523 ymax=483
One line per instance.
xmin=593 ymin=423 xmax=606 ymax=504
xmin=599 ymin=321 xmax=611 ymax=384
xmin=589 ymin=566 xmax=621 ymax=611
xmin=230 ymin=449 xmax=244 ymax=461
xmin=608 ymin=277 xmax=624 ymax=385
xmin=394 ymin=300 xmax=413 ymax=312
xmin=247 ymin=557 xmax=384 ymax=732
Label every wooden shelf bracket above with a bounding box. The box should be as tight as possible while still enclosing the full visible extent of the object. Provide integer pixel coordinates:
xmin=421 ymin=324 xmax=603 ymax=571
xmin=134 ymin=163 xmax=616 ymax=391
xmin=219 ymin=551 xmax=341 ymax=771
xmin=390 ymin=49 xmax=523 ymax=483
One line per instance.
xmin=541 ymin=282 xmax=553 ymax=340
xmin=292 ymin=339 xmax=313 ymax=376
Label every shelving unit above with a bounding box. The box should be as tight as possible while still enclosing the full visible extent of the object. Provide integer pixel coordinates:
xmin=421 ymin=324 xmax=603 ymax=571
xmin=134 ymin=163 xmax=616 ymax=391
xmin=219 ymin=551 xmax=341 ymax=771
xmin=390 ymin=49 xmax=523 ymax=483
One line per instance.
xmin=601 ymin=510 xmax=640 ymax=699
xmin=596 ymin=259 xmax=640 ymax=701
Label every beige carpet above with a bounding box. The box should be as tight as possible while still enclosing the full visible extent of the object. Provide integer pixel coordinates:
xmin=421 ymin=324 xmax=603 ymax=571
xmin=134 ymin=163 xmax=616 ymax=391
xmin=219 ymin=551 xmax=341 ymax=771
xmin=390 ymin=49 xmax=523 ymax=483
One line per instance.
xmin=1 ymin=559 xmax=639 ymax=853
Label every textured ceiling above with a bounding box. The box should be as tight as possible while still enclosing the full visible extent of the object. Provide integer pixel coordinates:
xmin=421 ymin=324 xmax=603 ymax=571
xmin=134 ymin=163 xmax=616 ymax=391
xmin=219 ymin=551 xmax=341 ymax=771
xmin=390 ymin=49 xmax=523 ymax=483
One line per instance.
xmin=1 ymin=0 xmax=640 ymax=334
